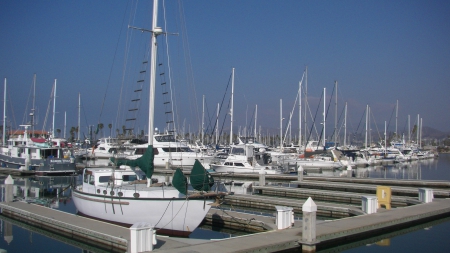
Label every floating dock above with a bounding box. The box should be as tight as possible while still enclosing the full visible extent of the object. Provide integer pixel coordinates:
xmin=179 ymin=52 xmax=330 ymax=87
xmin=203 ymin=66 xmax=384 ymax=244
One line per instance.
xmin=1 ymin=175 xmax=450 ymax=252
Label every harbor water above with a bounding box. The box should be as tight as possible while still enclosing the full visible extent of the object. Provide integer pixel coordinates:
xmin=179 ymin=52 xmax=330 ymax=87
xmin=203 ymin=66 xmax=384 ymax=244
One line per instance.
xmin=0 ymin=154 xmax=449 ymax=252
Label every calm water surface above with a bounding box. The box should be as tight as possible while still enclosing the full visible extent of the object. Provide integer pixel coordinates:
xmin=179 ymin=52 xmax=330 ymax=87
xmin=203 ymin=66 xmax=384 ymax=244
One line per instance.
xmin=0 ymin=154 xmax=449 ymax=252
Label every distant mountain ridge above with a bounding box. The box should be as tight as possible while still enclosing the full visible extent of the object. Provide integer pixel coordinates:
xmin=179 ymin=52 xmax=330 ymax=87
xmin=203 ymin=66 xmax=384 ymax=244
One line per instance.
xmin=421 ymin=126 xmax=450 ymax=139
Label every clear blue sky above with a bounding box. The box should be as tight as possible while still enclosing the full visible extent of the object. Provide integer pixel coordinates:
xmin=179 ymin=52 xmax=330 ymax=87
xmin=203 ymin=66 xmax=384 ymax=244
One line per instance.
xmin=1 ymin=0 xmax=449 ymax=140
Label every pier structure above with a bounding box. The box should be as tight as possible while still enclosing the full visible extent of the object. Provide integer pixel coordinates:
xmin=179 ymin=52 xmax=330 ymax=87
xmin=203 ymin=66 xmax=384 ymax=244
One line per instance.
xmin=1 ymin=174 xmax=450 ymax=252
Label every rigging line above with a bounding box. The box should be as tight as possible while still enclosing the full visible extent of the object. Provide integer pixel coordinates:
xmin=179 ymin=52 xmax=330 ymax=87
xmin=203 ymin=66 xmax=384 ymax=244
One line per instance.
xmin=7 ymin=89 xmax=18 ymax=132
xmin=163 ymin=0 xmax=177 ymax=136
xmin=218 ymin=97 xmax=231 ymax=142
xmin=210 ymin=73 xmax=232 ymax=136
xmin=115 ymin=0 xmax=138 ymax=134
xmin=22 ymin=77 xmax=33 ymax=126
xmin=387 ymin=103 xmax=396 ymax=138
xmin=305 ymin=91 xmax=323 ymax=149
xmin=283 ymin=72 xmax=305 ymax=144
xmin=247 ymin=106 xmax=256 ymax=138
xmin=41 ymin=85 xmax=54 ymax=133
xmin=177 ymin=0 xmax=200 ymax=135
xmin=354 ymin=107 xmax=366 ymax=135
xmin=98 ymin=0 xmax=130 ymax=125
xmin=370 ymin=108 xmax=382 ymax=143
xmin=330 ymin=103 xmax=346 ymax=142
xmin=324 ymin=84 xmax=335 ymax=127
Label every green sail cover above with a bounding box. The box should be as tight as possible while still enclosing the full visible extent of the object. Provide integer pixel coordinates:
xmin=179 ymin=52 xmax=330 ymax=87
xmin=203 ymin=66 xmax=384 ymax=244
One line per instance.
xmin=190 ymin=159 xmax=215 ymax=192
xmin=172 ymin=168 xmax=187 ymax=195
xmin=112 ymin=145 xmax=154 ymax=179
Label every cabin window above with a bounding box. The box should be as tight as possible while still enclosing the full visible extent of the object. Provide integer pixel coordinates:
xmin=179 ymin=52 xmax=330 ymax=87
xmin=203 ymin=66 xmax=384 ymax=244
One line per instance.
xmin=234 ymin=163 xmax=244 ymax=167
xmin=99 ymin=147 xmax=106 ymax=151
xmin=84 ymin=173 xmax=89 ymax=183
xmin=224 ymin=162 xmax=232 ymax=166
xmin=99 ymin=176 xmax=110 ymax=183
xmin=135 ymin=148 xmax=146 ymax=155
xmin=162 ymin=147 xmax=191 ymax=152
xmin=123 ymin=175 xmax=138 ymax=182
xmin=89 ymin=175 xmax=95 ymax=185
xmin=155 ymin=135 xmax=175 ymax=142
xmin=231 ymin=148 xmax=245 ymax=155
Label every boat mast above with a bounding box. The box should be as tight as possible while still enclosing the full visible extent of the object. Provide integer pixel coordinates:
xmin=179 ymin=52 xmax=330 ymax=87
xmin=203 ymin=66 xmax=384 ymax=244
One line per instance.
xmin=365 ymin=104 xmax=368 ymax=149
xmin=334 ymin=81 xmax=337 ymax=147
xmin=298 ymin=79 xmax=302 ymax=148
xmin=64 ymin=111 xmax=66 ymax=138
xmin=323 ymin=88 xmax=326 ymax=148
xmin=420 ymin=118 xmax=422 ymax=148
xmin=78 ymin=93 xmax=81 ymax=141
xmin=3 ymin=78 xmax=6 ymax=146
xmin=304 ymin=66 xmax=308 ymax=148
xmin=395 ymin=100 xmax=398 ymax=139
xmin=408 ymin=114 xmax=410 ymax=146
xmin=344 ymin=102 xmax=347 ymax=147
xmin=384 ymin=121 xmax=387 ymax=152
xmin=31 ymin=74 xmax=36 ymax=135
xmin=148 ymin=0 xmax=162 ymax=147
xmin=280 ymin=99 xmax=282 ymax=148
xmin=254 ymin=104 xmax=257 ymax=139
xmin=52 ymin=79 xmax=57 ymax=138
xmin=215 ymin=103 xmax=219 ymax=144
xmin=201 ymin=94 xmax=204 ymax=144
xmin=417 ymin=114 xmax=419 ymax=145
xmin=229 ymin=68 xmax=234 ymax=145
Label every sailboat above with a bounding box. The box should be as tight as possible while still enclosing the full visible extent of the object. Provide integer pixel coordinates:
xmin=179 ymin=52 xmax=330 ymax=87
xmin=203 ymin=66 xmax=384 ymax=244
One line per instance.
xmin=71 ymin=0 xmax=224 ymax=237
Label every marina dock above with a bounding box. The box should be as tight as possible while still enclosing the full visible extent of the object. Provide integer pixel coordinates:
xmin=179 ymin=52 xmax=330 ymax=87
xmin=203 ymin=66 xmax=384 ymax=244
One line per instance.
xmin=2 ymin=174 xmax=450 ymax=252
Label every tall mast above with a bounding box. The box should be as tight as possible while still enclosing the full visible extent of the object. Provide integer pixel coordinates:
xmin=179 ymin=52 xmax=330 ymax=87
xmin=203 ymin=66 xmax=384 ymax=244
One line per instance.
xmin=420 ymin=118 xmax=423 ymax=148
xmin=216 ymin=103 xmax=219 ymax=144
xmin=298 ymin=79 xmax=302 ymax=147
xmin=64 ymin=111 xmax=66 ymax=138
xmin=417 ymin=114 xmax=419 ymax=144
xmin=254 ymin=104 xmax=257 ymax=139
xmin=365 ymin=104 xmax=368 ymax=149
xmin=280 ymin=99 xmax=282 ymax=148
xmin=3 ymin=78 xmax=6 ymax=145
xmin=304 ymin=66 xmax=308 ymax=148
xmin=148 ymin=0 xmax=162 ymax=146
xmin=52 ymin=79 xmax=57 ymax=138
xmin=229 ymin=68 xmax=234 ymax=145
xmin=395 ymin=100 xmax=398 ymax=139
xmin=201 ymin=94 xmax=204 ymax=144
xmin=334 ymin=81 xmax=337 ymax=147
xmin=408 ymin=114 xmax=410 ymax=145
xmin=78 ymin=93 xmax=81 ymax=141
xmin=31 ymin=74 xmax=36 ymax=135
xmin=344 ymin=102 xmax=347 ymax=147
xmin=323 ymin=88 xmax=326 ymax=147
xmin=384 ymin=121 xmax=387 ymax=152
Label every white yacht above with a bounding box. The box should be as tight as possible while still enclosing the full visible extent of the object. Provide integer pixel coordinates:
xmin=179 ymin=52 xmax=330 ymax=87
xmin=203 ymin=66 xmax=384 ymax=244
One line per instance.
xmin=126 ymin=133 xmax=213 ymax=169
xmin=210 ymin=143 xmax=282 ymax=174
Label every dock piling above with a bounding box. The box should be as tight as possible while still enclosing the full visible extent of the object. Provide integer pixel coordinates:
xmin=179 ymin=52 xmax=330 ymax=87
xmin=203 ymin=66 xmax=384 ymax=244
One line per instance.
xmin=275 ymin=206 xmax=293 ymax=230
xmin=4 ymin=175 xmax=14 ymax=203
xmin=130 ymin=222 xmax=155 ymax=253
xmin=419 ymin=188 xmax=434 ymax=203
xmin=362 ymin=196 xmax=378 ymax=214
xmin=346 ymin=165 xmax=352 ymax=178
xmin=300 ymin=197 xmax=319 ymax=252
xmin=298 ymin=165 xmax=304 ymax=181
xmin=259 ymin=170 xmax=266 ymax=186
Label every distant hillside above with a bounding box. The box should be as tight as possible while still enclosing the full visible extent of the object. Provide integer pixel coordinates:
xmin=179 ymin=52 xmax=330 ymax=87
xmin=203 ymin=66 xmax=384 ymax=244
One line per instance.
xmin=422 ymin=126 xmax=450 ymax=139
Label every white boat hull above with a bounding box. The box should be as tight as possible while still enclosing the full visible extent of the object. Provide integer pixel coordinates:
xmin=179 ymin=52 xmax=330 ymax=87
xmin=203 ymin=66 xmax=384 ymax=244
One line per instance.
xmin=72 ymin=187 xmax=213 ymax=236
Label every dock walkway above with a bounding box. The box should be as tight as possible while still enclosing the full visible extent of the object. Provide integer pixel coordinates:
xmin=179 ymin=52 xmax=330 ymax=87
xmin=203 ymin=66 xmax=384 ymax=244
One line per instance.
xmin=155 ymin=199 xmax=450 ymax=252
